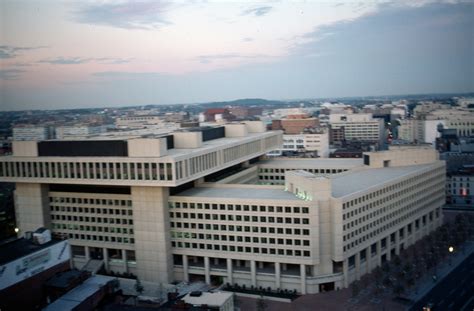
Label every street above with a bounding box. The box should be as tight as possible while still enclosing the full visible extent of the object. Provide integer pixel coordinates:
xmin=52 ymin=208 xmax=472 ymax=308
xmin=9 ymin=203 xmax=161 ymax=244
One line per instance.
xmin=409 ymin=252 xmax=474 ymax=311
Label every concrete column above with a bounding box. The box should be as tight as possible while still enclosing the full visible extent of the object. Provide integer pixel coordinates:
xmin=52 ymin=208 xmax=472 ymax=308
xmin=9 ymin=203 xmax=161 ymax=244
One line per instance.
xmin=355 ymin=252 xmax=361 ymax=281
xmin=226 ymin=258 xmax=233 ymax=284
xmin=376 ymin=240 xmax=382 ymax=267
xmin=103 ymin=248 xmax=109 ymax=271
xmin=386 ymin=241 xmax=392 ymax=261
xmin=204 ymin=257 xmax=211 ymax=284
xmin=85 ymin=246 xmax=91 ymax=261
xmin=275 ymin=262 xmax=281 ymax=289
xmin=122 ymin=249 xmax=129 ymax=273
xmin=132 ymin=186 xmax=173 ymax=284
xmin=343 ymin=260 xmax=349 ymax=288
xmin=14 ymin=183 xmax=51 ymax=233
xmin=395 ymin=230 xmax=401 ymax=255
xmin=300 ymin=264 xmax=307 ymax=294
xmin=250 ymin=260 xmax=257 ymax=287
xmin=183 ymin=255 xmax=189 ymax=282
xmin=366 ymin=246 xmax=372 ymax=273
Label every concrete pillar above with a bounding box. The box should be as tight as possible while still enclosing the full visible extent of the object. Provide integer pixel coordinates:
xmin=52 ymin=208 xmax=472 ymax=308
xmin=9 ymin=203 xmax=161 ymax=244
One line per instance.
xmin=14 ymin=183 xmax=51 ymax=233
xmin=103 ymin=248 xmax=109 ymax=271
xmin=300 ymin=264 xmax=307 ymax=294
xmin=204 ymin=257 xmax=211 ymax=284
xmin=366 ymin=246 xmax=372 ymax=273
xmin=123 ymin=249 xmax=129 ymax=273
xmin=132 ymin=186 xmax=173 ymax=284
xmin=395 ymin=230 xmax=401 ymax=255
xmin=343 ymin=260 xmax=349 ymax=288
xmin=275 ymin=262 xmax=281 ymax=289
xmin=376 ymin=240 xmax=382 ymax=267
xmin=355 ymin=253 xmax=361 ymax=281
xmin=227 ymin=258 xmax=233 ymax=284
xmin=250 ymin=260 xmax=257 ymax=287
xmin=183 ymin=255 xmax=189 ymax=282
xmin=386 ymin=241 xmax=392 ymax=261
xmin=85 ymin=246 xmax=91 ymax=261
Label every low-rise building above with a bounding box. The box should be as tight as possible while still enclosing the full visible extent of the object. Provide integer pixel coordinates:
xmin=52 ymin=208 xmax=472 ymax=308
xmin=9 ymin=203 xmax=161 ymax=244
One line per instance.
xmin=0 ymin=229 xmax=71 ymax=311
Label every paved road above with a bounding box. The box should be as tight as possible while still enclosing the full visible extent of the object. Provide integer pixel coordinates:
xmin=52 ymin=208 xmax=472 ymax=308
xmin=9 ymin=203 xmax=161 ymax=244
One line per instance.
xmin=409 ymin=253 xmax=474 ymax=311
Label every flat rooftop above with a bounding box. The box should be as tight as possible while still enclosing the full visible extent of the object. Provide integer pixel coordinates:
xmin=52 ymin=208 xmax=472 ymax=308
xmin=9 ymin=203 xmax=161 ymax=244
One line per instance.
xmin=331 ymin=163 xmax=435 ymax=198
xmin=163 ymin=132 xmax=276 ymax=160
xmin=43 ymin=275 xmax=116 ymax=311
xmin=0 ymin=237 xmax=63 ymax=265
xmin=173 ymin=186 xmax=303 ymax=201
xmin=258 ymin=158 xmax=364 ymax=169
xmin=182 ymin=291 xmax=233 ymax=307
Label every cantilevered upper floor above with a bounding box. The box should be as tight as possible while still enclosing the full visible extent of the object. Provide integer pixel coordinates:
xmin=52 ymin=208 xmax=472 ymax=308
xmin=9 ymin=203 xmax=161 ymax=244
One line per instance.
xmin=0 ymin=121 xmax=282 ymax=187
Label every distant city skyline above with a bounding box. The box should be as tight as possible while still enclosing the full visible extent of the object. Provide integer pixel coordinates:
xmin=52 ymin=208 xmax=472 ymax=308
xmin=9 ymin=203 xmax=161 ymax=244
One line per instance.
xmin=1 ymin=0 xmax=473 ymax=111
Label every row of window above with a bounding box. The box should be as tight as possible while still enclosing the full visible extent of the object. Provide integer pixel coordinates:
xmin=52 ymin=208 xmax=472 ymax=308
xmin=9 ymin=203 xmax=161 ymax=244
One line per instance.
xmin=171 ymin=241 xmax=311 ymax=257
xmin=50 ymin=205 xmax=133 ymax=216
xmin=169 ymin=202 xmax=309 ymax=214
xmin=171 ymin=231 xmax=310 ymax=246
xmin=0 ymin=161 xmax=174 ymax=181
xmin=170 ymin=212 xmax=309 ymax=224
xmin=49 ymin=197 xmax=132 ymax=207
xmin=52 ymin=223 xmax=133 ymax=234
xmin=61 ymin=232 xmax=134 ymax=244
xmin=170 ymin=222 xmax=311 ymax=235
xmin=51 ymin=214 xmax=133 ymax=225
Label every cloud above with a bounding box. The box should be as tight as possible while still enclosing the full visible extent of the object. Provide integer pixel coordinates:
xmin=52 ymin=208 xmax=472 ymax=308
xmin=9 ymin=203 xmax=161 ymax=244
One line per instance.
xmin=73 ymin=1 xmax=172 ymax=30
xmin=92 ymin=71 xmax=163 ymax=78
xmin=0 ymin=69 xmax=26 ymax=80
xmin=39 ymin=57 xmax=89 ymax=65
xmin=0 ymin=45 xmax=47 ymax=59
xmin=38 ymin=57 xmax=133 ymax=65
xmin=196 ymin=53 xmax=269 ymax=64
xmin=242 ymin=6 xmax=273 ymax=17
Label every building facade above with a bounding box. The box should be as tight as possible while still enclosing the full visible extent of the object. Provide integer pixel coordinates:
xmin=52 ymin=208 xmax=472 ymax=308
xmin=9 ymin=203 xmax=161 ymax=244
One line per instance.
xmin=328 ymin=113 xmax=385 ymax=145
xmin=13 ymin=125 xmax=52 ymax=141
xmin=0 ymin=124 xmax=444 ymax=295
xmin=268 ymin=132 xmax=329 ymax=158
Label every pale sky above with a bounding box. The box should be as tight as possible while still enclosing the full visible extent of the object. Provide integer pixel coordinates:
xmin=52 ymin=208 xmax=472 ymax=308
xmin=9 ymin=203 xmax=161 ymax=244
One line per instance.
xmin=0 ymin=0 xmax=473 ymax=110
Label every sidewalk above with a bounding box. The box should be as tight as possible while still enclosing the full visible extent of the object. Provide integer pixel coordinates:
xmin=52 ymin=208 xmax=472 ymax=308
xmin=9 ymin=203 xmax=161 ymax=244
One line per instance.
xmin=405 ymin=240 xmax=474 ymax=305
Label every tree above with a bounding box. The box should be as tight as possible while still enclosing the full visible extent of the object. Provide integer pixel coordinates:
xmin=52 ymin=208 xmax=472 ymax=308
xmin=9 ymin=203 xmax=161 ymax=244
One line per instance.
xmin=134 ymin=278 xmax=144 ymax=296
xmin=256 ymin=295 xmax=267 ymax=311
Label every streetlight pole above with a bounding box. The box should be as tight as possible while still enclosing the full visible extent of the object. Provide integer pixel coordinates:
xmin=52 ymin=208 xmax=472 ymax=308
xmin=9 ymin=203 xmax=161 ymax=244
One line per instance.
xmin=448 ymin=246 xmax=454 ymax=266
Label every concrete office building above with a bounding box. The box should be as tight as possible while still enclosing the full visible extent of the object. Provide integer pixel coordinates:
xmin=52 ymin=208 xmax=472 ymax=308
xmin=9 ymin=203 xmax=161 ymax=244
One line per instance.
xmin=55 ymin=125 xmax=107 ymax=140
xmin=13 ymin=125 xmax=52 ymax=141
xmin=329 ymin=113 xmax=385 ymax=145
xmin=268 ymin=132 xmax=329 ymax=158
xmin=0 ymin=122 xmax=444 ymax=295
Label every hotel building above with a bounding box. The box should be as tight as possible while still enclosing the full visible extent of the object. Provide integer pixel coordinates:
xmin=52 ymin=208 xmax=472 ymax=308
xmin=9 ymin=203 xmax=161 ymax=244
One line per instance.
xmin=0 ymin=122 xmax=445 ymax=294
